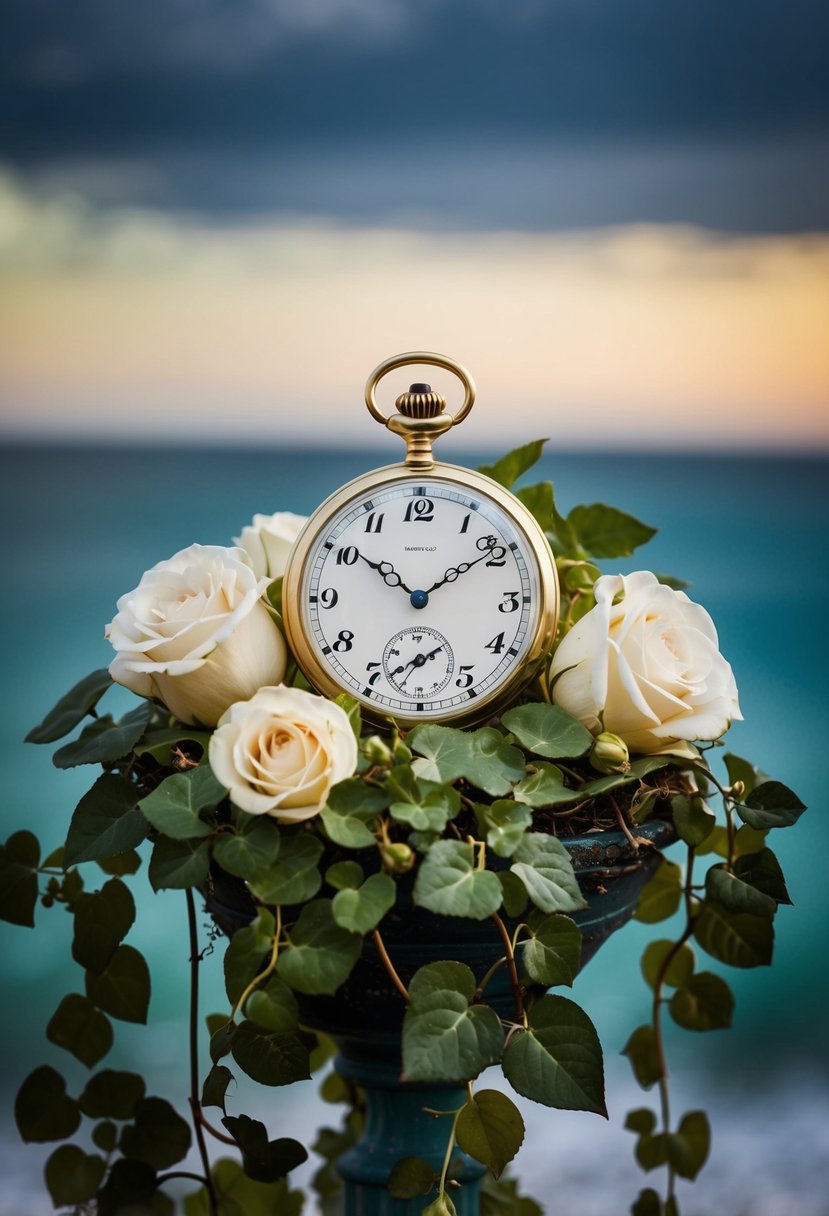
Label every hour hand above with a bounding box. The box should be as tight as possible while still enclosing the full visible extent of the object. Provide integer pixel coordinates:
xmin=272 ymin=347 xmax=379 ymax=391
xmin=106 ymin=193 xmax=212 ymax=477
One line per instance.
xmin=425 ymin=536 xmax=502 ymax=594
xmin=358 ymin=552 xmax=414 ymax=594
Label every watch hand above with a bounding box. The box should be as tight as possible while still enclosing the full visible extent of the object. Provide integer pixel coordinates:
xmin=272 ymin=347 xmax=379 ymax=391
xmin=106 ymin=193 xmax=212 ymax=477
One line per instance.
xmin=358 ymin=552 xmax=414 ymax=595
xmin=399 ymin=645 xmax=444 ymax=686
xmin=425 ymin=539 xmax=502 ymax=595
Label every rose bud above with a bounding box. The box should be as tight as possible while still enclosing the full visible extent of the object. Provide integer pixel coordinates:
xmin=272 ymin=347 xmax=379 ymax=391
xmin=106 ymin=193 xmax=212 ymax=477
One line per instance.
xmin=590 ymin=732 xmax=631 ymax=774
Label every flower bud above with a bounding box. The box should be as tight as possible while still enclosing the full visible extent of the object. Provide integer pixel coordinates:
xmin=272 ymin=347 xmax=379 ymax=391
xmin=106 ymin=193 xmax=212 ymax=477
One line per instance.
xmin=392 ymin=738 xmax=413 ymax=765
xmin=730 ymin=779 xmax=746 ymax=798
xmin=363 ymin=735 xmax=393 ymax=766
xmin=381 ymin=842 xmax=415 ymax=874
xmin=590 ymin=731 xmax=630 ymax=774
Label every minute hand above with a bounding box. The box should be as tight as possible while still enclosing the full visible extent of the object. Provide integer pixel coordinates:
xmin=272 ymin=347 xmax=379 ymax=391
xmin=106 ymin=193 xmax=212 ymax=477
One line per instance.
xmin=425 ymin=547 xmax=499 ymax=595
xmin=358 ymin=553 xmax=414 ymax=595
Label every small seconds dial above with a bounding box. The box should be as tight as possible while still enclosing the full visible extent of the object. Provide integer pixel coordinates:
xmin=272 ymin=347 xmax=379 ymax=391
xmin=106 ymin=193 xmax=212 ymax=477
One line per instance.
xmin=299 ymin=477 xmax=540 ymax=721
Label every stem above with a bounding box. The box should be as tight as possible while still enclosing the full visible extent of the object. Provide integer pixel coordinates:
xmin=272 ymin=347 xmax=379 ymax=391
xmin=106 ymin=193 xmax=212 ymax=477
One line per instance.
xmin=473 ymin=955 xmax=507 ymax=1002
xmin=725 ymin=799 xmax=736 ymax=870
xmin=438 ymin=1108 xmax=462 ymax=1199
xmin=198 ymin=1112 xmax=236 ymax=1146
xmin=372 ymin=928 xmax=410 ymax=1002
xmin=612 ymin=796 xmax=639 ymax=852
xmin=185 ymin=889 xmax=218 ymax=1216
xmin=492 ymin=912 xmax=525 ymax=1026
xmin=158 ymin=1171 xmax=213 ymax=1186
xmin=228 ymin=906 xmax=283 ymax=1022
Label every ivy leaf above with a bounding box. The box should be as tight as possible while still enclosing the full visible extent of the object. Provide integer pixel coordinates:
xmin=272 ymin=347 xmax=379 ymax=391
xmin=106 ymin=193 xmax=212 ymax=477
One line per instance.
xmin=475 ymin=800 xmax=532 ymax=858
xmin=402 ymin=962 xmax=504 ymax=1083
xmin=413 ymin=840 xmax=503 ymax=920
xmin=320 ymin=779 xmax=389 ymax=848
xmin=213 ymin=818 xmax=282 ymax=881
xmin=230 ymin=1020 xmax=311 ymax=1086
xmin=622 ymin=1025 xmax=662 ymax=1088
xmin=456 ymin=1089 xmax=525 ymax=1180
xmin=515 ymin=481 xmax=554 ymax=530
xmin=625 ymin=1109 xmax=657 ymax=1136
xmin=723 ymin=752 xmax=766 ymax=798
xmin=72 ymin=878 xmax=136 ymax=973
xmin=245 ymin=975 xmax=300 ymax=1034
xmin=332 ymin=872 xmax=396 ymax=934
xmin=247 ymin=832 xmax=323 ymax=906
xmin=631 ymin=1189 xmax=662 ymax=1216
xmin=634 ymin=858 xmax=683 ymax=924
xmin=737 ymin=781 xmax=806 ymax=831
xmin=223 ymin=1114 xmax=308 ymax=1182
xmin=705 ymin=866 xmax=777 ymax=918
xmin=139 ymin=766 xmax=225 ymax=839
xmin=45 ymin=1145 xmax=106 ymax=1207
xmin=99 ymin=1159 xmax=162 ymax=1215
xmin=518 ymin=912 xmax=582 ymax=987
xmin=671 ymin=794 xmax=716 ymax=847
xmin=640 ymin=940 xmax=695 ymax=991
xmin=224 ymin=908 xmax=276 ymax=1005
xmin=85 ymin=944 xmax=151 ymax=1023
xmin=15 ymin=1066 xmax=81 ymax=1142
xmin=478 ymin=439 xmax=547 ymax=488
xmin=669 ymin=972 xmax=734 ymax=1032
xmin=53 ymin=703 xmax=152 ymax=768
xmin=480 ymin=1175 xmax=544 ymax=1216
xmin=498 ymin=871 xmax=529 ymax=919
xmin=121 ymin=1097 xmax=192 ymax=1169
xmin=510 ymin=834 xmax=586 ymax=914
xmin=513 ymin=764 xmax=581 ymax=809
xmin=409 ymin=725 xmax=524 ymax=796
xmin=26 ymin=668 xmax=113 ymax=744
xmin=501 ymin=703 xmax=593 ymax=760
xmin=65 ymin=773 xmax=148 ymax=866
xmin=388 ymin=770 xmax=460 ymax=833
xmin=502 ymin=994 xmax=606 ymax=1115
xmin=201 ymin=1065 xmax=233 ymax=1111
xmin=47 ymin=994 xmax=113 ymax=1067
xmin=79 ymin=1070 xmax=146 ymax=1119
xmin=733 ymin=848 xmax=792 ymax=905
xmin=277 ymin=900 xmax=362 ymax=995
xmin=148 ymin=836 xmax=211 ymax=890
xmin=325 ymin=860 xmax=364 ymax=891
xmin=388 ymin=1156 xmax=436 ymax=1200
xmin=694 ymin=901 xmax=774 ymax=968
xmin=0 ymin=830 xmax=40 ymax=927
xmin=668 ymin=1110 xmax=711 ymax=1180
xmin=183 ymin=1160 xmax=303 ymax=1216
xmin=566 ymin=503 xmax=656 ymax=559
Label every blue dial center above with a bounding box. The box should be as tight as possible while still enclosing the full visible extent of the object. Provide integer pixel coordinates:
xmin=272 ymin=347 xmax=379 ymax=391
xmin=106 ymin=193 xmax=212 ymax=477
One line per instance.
xmin=410 ymin=589 xmax=429 ymax=610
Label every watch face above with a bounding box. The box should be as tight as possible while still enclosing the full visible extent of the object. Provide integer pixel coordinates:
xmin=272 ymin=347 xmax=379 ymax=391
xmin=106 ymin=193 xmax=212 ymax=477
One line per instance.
xmin=291 ymin=475 xmax=554 ymax=723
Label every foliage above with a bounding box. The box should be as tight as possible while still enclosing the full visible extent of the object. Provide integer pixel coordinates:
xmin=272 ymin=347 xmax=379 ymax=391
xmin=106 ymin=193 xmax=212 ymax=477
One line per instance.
xmin=5 ymin=439 xmax=805 ymax=1216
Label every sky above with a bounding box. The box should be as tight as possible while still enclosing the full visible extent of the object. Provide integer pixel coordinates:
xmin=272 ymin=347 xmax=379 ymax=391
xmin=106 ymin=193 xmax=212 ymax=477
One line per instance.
xmin=1 ymin=0 xmax=827 ymax=449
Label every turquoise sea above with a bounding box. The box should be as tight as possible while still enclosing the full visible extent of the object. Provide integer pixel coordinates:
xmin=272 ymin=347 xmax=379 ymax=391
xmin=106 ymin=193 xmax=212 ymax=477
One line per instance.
xmin=1 ymin=443 xmax=827 ymax=1215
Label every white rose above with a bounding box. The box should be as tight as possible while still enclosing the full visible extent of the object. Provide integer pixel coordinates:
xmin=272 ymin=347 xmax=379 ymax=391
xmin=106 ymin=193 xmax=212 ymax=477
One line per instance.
xmin=209 ymin=686 xmax=358 ymax=821
xmin=549 ymin=570 xmax=742 ymax=754
xmin=234 ymin=511 xmax=308 ymax=581
xmin=105 ymin=543 xmax=287 ymax=727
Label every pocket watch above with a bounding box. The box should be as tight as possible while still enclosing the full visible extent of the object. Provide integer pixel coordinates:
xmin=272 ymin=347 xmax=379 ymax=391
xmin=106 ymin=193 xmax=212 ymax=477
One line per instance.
xmin=282 ymin=352 xmax=558 ymax=728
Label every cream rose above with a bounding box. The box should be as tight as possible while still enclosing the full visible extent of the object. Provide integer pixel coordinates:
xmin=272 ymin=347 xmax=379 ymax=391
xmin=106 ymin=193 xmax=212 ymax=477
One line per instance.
xmin=105 ymin=543 xmax=287 ymax=727
xmin=234 ymin=511 xmax=308 ymax=581
xmin=209 ymin=686 xmax=357 ymax=821
xmin=550 ymin=570 xmax=741 ymax=754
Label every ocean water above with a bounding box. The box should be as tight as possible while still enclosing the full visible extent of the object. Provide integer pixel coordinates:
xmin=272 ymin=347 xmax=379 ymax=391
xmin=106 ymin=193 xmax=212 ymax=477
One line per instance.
xmin=0 ymin=443 xmax=827 ymax=1215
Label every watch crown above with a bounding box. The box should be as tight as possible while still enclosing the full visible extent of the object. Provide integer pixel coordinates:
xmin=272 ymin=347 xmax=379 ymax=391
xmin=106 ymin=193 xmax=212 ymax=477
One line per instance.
xmin=395 ymin=383 xmax=447 ymax=420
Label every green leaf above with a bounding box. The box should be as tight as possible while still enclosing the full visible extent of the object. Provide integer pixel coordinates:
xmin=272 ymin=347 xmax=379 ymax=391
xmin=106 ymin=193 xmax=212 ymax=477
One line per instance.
xmin=184 ymin=1160 xmax=303 ymax=1216
xmin=705 ymin=866 xmax=776 ymax=918
xmin=201 ymin=1064 xmax=233 ymax=1111
xmin=85 ymin=944 xmax=151 ymax=1023
xmin=388 ymin=770 xmax=461 ymax=833
xmin=409 ymin=725 xmax=525 ymax=796
xmin=567 ymin=502 xmax=656 ymax=559
xmin=245 ymin=975 xmax=300 ymax=1034
xmin=423 ymin=1195 xmax=458 ymax=1216
xmin=478 ymin=439 xmax=547 ymax=488
xmin=634 ymin=858 xmax=683 ymax=924
xmin=224 ymin=908 xmax=276 ymax=1005
xmin=214 ymin=818 xmax=282 ymax=881
xmin=402 ymin=962 xmax=504 ymax=1082
xmin=0 ymin=830 xmax=40 ymax=927
xmin=148 ymin=836 xmax=211 ymax=890
xmin=502 ymin=994 xmax=606 ymax=1114
xmin=15 ymin=1066 xmax=81 ymax=1142
xmin=580 ymin=755 xmax=672 ymax=798
xmin=332 ymin=872 xmax=396 ymax=934
xmin=519 ymin=912 xmax=582 ymax=987
xmin=134 ymin=725 xmax=211 ymax=765
xmin=230 ymin=1020 xmax=311 ymax=1086
xmin=99 ymin=1159 xmax=163 ymax=1215
xmin=325 ymin=860 xmax=364 ymax=891
xmin=631 ymin=1189 xmax=662 ymax=1216
xmin=72 ymin=878 xmax=136 ymax=973
xmin=635 ymin=1132 xmax=669 ymax=1171
xmin=139 ymin=766 xmax=225 ymax=839
xmin=223 ymin=1114 xmax=308 ymax=1182
xmin=669 ymin=972 xmax=734 ymax=1032
xmin=737 ymin=781 xmax=806 ymax=830
xmin=456 ymin=1089 xmax=525 ymax=1180
xmin=387 ymin=1156 xmax=436 ymax=1200
xmin=26 ymin=668 xmax=113 ymax=744
xmin=65 ymin=773 xmax=148 ymax=866
xmin=516 ymin=481 xmax=555 ymax=530
xmin=475 ymin=800 xmax=532 ymax=858
xmin=45 ymin=1145 xmax=106 ymax=1206
xmin=320 ymin=778 xmax=389 ymax=848
xmin=121 ymin=1097 xmax=192 ymax=1169
xmin=277 ymin=900 xmax=362 ymax=995
xmin=640 ymin=940 xmax=695 ymax=990
xmin=498 ymin=871 xmax=529 ymax=918
xmin=625 ymin=1108 xmax=657 ymax=1135
xmin=733 ymin=848 xmax=792 ymax=904
xmin=694 ymin=901 xmax=774 ymax=968
xmin=510 ymin=833 xmax=587 ymax=914
xmin=335 ymin=692 xmax=362 ymax=739
xmin=723 ymin=752 xmax=765 ymax=798
xmin=247 ymin=831 xmax=323 ymax=905
xmin=480 ymin=1175 xmax=544 ymax=1216
xmin=622 ymin=1025 xmax=662 ymax=1088
xmin=53 ymin=703 xmax=152 ymax=768
xmin=413 ymin=840 xmax=503 ymax=919
xmin=209 ymin=1022 xmax=236 ymax=1064
xmin=671 ymin=794 xmax=716 ymax=847
xmin=500 ymin=703 xmax=593 ymax=759
xmin=47 ymin=993 xmax=114 ymax=1067
xmin=79 ymin=1070 xmax=146 ymax=1119
xmin=669 ymin=1110 xmax=711 ymax=1180
xmin=92 ymin=1121 xmax=118 ymax=1152
xmin=513 ymin=763 xmax=581 ymax=808
xmin=97 ymin=850 xmax=142 ymax=877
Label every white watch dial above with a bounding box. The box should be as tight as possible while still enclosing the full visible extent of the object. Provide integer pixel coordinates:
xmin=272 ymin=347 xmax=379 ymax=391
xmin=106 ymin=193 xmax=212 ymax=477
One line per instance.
xmin=300 ymin=478 xmax=541 ymax=719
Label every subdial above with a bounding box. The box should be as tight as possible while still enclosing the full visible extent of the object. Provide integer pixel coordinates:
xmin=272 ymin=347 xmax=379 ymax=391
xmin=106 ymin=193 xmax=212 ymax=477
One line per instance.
xmin=382 ymin=626 xmax=455 ymax=699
